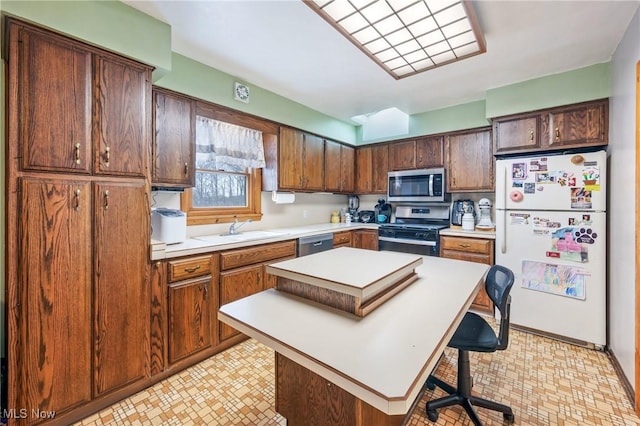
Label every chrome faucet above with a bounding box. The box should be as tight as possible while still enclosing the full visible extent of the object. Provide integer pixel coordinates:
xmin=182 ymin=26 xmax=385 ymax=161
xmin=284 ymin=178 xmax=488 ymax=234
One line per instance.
xmin=228 ymin=218 xmax=252 ymax=235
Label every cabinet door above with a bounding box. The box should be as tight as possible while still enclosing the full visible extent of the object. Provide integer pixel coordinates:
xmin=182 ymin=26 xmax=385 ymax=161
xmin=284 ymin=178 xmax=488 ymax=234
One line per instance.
xmin=446 ymin=129 xmax=494 ymax=192
xmin=493 ymin=115 xmax=541 ymax=155
xmin=93 ymin=180 xmax=150 ymax=396
xmin=547 ymin=100 xmax=608 ymax=148
xmin=416 ymin=136 xmax=444 ymax=168
xmin=353 ymin=229 xmax=378 ymax=250
xmin=371 ymin=144 xmax=389 ymax=193
xmin=279 ymin=127 xmax=305 ymax=189
xmin=340 ymin=145 xmax=355 ymax=193
xmin=303 ymin=133 xmax=325 ymax=191
xmin=324 ymin=139 xmax=342 ymax=192
xmin=355 ymin=147 xmax=373 ymax=194
xmin=168 ymin=277 xmax=212 ymax=364
xmin=10 ymin=22 xmax=92 ymax=174
xmin=94 ymin=54 xmax=151 ymax=177
xmin=389 ymin=140 xmax=416 ymax=170
xmin=14 ymin=178 xmax=92 ymax=417
xmin=153 ymin=89 xmax=195 ymax=187
xmin=219 ymin=265 xmax=264 ymax=342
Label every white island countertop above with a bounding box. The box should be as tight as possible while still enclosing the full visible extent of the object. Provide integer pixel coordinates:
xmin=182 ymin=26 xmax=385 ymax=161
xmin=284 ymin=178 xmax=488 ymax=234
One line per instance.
xmin=219 ymin=254 xmax=489 ymax=417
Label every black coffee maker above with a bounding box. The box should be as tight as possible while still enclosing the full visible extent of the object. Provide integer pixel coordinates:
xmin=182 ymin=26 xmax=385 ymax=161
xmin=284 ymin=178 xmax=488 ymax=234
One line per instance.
xmin=451 ymin=199 xmax=475 ymax=226
xmin=375 ymin=198 xmax=392 ymax=223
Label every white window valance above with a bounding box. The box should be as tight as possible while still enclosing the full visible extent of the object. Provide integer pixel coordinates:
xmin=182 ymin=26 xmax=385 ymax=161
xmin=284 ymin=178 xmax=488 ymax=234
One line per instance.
xmin=195 ymin=116 xmax=266 ymax=172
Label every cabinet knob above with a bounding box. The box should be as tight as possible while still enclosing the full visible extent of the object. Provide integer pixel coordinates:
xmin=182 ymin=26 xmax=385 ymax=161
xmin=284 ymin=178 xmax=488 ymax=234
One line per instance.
xmin=555 ymin=127 xmax=560 ymax=140
xmin=184 ymin=265 xmax=201 ymax=273
xmin=529 ymin=130 xmax=534 ymax=141
xmin=184 ymin=162 xmax=189 ymax=176
xmin=103 ymin=190 xmax=110 ymax=210
xmin=74 ymin=189 xmax=81 ymax=211
xmin=104 ymin=146 xmax=111 ymax=167
xmin=458 ymin=243 xmax=471 ymax=248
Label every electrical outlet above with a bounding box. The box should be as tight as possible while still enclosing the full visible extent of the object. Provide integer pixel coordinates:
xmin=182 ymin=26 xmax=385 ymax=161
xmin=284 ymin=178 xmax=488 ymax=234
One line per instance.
xmin=303 ymin=210 xmax=308 ymax=219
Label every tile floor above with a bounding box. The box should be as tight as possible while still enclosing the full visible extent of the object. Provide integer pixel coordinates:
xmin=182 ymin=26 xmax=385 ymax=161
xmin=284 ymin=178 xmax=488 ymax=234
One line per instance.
xmin=77 ymin=328 xmax=639 ymax=426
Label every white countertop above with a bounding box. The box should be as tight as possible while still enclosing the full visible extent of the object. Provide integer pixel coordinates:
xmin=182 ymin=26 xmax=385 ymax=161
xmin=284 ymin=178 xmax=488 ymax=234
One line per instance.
xmin=219 ymin=254 xmax=488 ymax=416
xmin=440 ymin=226 xmax=496 ymax=239
xmin=150 ymin=222 xmax=378 ymax=260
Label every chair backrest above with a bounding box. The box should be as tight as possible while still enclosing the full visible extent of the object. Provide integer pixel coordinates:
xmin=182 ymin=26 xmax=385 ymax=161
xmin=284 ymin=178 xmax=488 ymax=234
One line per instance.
xmin=485 ymin=264 xmax=515 ymax=350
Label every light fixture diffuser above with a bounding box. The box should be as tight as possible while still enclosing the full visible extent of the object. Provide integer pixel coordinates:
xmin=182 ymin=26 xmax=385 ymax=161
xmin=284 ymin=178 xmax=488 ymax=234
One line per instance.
xmin=305 ymin=0 xmax=486 ymax=79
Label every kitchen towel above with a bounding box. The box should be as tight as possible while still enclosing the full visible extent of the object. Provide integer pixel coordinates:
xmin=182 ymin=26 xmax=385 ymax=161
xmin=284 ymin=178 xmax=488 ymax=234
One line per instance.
xmin=271 ymin=191 xmax=295 ymax=204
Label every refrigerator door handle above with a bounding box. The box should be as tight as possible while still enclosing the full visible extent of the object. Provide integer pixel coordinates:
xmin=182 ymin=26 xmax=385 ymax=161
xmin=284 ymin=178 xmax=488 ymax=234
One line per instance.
xmin=500 ymin=210 xmax=507 ymax=254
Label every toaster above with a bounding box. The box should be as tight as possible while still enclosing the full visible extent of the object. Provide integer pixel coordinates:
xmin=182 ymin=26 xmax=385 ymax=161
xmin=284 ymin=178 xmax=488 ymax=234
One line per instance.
xmin=151 ymin=208 xmax=187 ymax=244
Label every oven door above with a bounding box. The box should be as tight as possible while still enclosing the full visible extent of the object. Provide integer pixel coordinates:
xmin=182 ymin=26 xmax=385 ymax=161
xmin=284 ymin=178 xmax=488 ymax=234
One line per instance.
xmin=378 ymin=236 xmax=439 ymax=256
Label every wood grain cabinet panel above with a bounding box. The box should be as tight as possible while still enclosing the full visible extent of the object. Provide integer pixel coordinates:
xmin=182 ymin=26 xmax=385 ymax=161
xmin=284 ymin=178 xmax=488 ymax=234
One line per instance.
xmin=10 ymin=22 xmax=93 ymax=174
xmin=545 ymin=99 xmax=608 ymax=148
xmin=446 ymin=128 xmax=494 ymax=192
xmin=371 ymin=144 xmax=389 ymax=194
xmin=168 ymin=255 xmax=214 ymax=282
xmin=152 ymin=88 xmax=195 ymax=187
xmin=93 ymin=53 xmax=150 ymax=177
xmin=416 ymin=136 xmax=444 ymax=168
xmin=219 ymin=264 xmax=264 ymax=342
xmin=493 ymin=114 xmax=541 ymax=155
xmin=220 ymin=240 xmax=296 ymax=270
xmin=277 ymin=127 xmax=325 ymax=191
xmin=303 ymin=133 xmax=325 ymax=191
xmin=93 ymin=181 xmax=150 ymax=396
xmin=353 ymin=229 xmax=378 ymax=250
xmin=325 ymin=140 xmax=355 ymax=194
xmin=389 ymin=140 xmax=416 ymax=170
xmin=440 ymin=235 xmax=494 ymax=313
xmin=168 ymin=277 xmax=212 ymax=364
xmin=355 ymin=146 xmax=373 ymax=194
xmin=14 ymin=178 xmax=93 ymax=417
xmin=333 ymin=231 xmax=353 ymax=248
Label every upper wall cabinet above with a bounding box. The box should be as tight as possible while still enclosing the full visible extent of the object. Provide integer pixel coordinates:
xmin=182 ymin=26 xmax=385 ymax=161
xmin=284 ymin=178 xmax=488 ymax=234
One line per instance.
xmin=355 ymin=144 xmax=388 ymax=194
xmin=492 ymin=99 xmax=608 ymax=156
xmin=9 ymin=20 xmax=151 ymax=178
xmin=325 ymin=140 xmax=355 ymax=194
xmin=388 ymin=136 xmax=445 ymax=170
xmin=446 ymin=127 xmax=494 ymax=192
xmin=264 ymin=127 xmax=325 ymax=192
xmin=152 ymin=88 xmax=196 ymax=188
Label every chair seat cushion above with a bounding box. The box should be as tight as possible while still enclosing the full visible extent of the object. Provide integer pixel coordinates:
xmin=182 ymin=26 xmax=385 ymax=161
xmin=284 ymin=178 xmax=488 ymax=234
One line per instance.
xmin=448 ymin=312 xmax=499 ymax=352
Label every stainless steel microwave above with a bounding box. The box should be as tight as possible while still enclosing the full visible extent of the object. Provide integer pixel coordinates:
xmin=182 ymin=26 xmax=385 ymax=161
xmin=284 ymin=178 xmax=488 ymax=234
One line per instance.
xmin=387 ymin=168 xmax=446 ymax=203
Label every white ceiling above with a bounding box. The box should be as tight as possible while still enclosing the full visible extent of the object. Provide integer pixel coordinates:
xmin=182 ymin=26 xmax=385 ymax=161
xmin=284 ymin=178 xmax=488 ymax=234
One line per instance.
xmin=124 ymin=0 xmax=639 ymax=124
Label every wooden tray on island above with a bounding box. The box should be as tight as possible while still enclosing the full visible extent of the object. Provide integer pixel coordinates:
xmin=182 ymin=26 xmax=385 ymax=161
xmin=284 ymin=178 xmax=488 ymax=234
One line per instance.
xmin=267 ymin=247 xmax=423 ymax=317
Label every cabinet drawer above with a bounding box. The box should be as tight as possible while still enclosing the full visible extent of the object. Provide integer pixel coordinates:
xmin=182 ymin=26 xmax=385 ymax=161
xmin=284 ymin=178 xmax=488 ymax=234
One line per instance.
xmin=333 ymin=231 xmax=352 ymax=247
xmin=440 ymin=236 xmax=492 ymax=255
xmin=168 ymin=255 xmax=213 ymax=282
xmin=220 ymin=240 xmax=296 ymax=271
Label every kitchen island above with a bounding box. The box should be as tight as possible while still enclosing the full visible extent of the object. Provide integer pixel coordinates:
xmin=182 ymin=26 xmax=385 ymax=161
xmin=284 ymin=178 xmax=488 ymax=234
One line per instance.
xmin=219 ymin=250 xmax=489 ymax=425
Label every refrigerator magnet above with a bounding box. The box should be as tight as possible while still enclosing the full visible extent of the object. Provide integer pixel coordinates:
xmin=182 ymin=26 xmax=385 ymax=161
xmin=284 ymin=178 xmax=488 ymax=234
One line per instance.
xmin=524 ymin=183 xmax=536 ymax=194
xmin=512 ymin=163 xmax=527 ymax=179
xmin=510 ymin=190 xmax=524 ymax=202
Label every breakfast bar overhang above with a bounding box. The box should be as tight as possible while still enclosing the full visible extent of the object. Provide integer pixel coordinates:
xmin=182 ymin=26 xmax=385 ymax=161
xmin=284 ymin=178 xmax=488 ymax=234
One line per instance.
xmin=218 ymin=250 xmax=489 ymax=425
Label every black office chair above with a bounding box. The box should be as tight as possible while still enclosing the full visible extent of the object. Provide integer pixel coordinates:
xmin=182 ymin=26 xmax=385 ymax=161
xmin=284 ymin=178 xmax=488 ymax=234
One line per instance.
xmin=425 ymin=264 xmax=516 ymax=425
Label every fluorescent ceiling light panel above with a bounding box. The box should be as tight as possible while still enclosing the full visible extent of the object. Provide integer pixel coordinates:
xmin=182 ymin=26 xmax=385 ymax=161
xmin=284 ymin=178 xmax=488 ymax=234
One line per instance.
xmin=306 ymin=0 xmax=485 ymax=79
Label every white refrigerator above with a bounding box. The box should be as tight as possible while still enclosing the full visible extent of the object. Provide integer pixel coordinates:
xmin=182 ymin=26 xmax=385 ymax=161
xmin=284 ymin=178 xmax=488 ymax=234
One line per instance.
xmin=495 ymin=150 xmax=607 ymax=348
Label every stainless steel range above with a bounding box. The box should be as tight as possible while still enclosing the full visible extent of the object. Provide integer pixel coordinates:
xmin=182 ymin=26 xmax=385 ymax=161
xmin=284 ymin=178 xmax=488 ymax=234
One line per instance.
xmin=378 ymin=204 xmax=450 ymax=256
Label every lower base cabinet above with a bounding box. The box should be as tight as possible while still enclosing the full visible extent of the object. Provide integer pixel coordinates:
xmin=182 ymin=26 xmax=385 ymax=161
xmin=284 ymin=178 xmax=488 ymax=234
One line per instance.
xmin=275 ymin=353 xmax=403 ymax=426
xmin=218 ymin=240 xmax=297 ymax=343
xmin=353 ymin=229 xmax=378 ymax=250
xmin=439 ymin=235 xmax=494 ymax=313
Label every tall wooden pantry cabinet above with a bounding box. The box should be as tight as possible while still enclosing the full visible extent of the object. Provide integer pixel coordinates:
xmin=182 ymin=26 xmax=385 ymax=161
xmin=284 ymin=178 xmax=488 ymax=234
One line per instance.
xmin=5 ymin=19 xmax=153 ymax=425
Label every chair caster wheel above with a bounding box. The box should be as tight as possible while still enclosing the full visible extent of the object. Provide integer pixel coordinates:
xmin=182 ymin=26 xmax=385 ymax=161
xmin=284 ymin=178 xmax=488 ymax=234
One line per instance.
xmin=425 ymin=380 xmax=436 ymax=391
xmin=504 ymin=412 xmax=515 ymax=423
xmin=426 ymin=409 xmax=439 ymax=422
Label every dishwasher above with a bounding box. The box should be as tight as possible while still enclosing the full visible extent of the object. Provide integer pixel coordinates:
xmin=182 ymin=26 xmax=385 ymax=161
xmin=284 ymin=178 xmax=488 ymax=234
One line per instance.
xmin=297 ymin=233 xmax=334 ymax=257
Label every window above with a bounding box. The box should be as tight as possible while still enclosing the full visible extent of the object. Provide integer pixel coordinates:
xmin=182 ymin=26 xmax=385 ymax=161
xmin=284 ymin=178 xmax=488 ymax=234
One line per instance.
xmin=182 ymin=115 xmax=266 ymax=226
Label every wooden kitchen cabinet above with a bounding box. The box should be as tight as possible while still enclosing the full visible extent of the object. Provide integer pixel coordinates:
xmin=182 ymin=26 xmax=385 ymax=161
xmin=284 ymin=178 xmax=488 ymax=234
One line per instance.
xmin=440 ymin=235 xmax=494 ymax=313
xmin=278 ymin=127 xmax=325 ymax=191
xmin=492 ymin=113 xmax=542 ymax=155
xmin=353 ymin=229 xmax=379 ymax=250
xmin=544 ymin=99 xmax=608 ymax=148
xmin=333 ymin=231 xmax=353 ymax=248
xmin=6 ymin=19 xmax=153 ymax=425
xmin=355 ymin=144 xmax=388 ymax=194
xmin=218 ymin=240 xmax=297 ymax=343
xmin=152 ymin=88 xmax=196 ymax=188
xmin=9 ymin=20 xmax=151 ymax=178
xmin=445 ymin=127 xmax=494 ymax=192
xmin=416 ymin=136 xmax=445 ymax=168
xmin=389 ymin=140 xmax=417 ymax=170
xmin=167 ymin=254 xmax=216 ymax=365
xmin=325 ymin=139 xmax=355 ymax=193
xmin=492 ymin=99 xmax=608 ymax=155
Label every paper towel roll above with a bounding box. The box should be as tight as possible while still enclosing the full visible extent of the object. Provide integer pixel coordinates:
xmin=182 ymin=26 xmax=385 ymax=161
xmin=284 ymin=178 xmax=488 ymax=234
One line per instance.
xmin=271 ymin=191 xmax=295 ymax=204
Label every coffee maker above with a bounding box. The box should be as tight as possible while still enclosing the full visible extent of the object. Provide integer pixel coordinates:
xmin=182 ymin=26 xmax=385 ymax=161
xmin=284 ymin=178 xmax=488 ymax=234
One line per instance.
xmin=348 ymin=195 xmax=359 ymax=219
